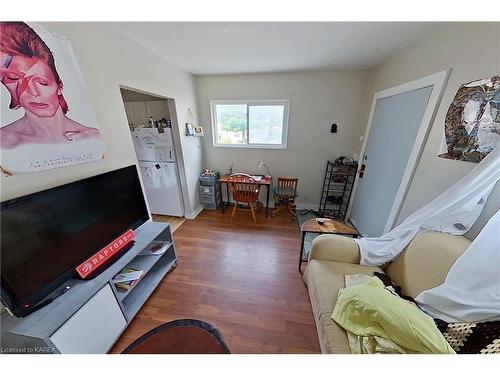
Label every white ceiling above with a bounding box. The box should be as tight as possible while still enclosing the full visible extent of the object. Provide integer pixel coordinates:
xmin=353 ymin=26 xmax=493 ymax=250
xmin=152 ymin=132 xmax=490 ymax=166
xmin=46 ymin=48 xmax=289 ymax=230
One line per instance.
xmin=109 ymin=22 xmax=441 ymax=75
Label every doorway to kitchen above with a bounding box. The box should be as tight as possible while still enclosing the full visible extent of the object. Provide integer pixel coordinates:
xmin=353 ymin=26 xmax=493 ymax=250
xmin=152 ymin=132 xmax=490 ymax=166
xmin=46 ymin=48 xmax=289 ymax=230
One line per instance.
xmin=120 ymin=87 xmax=185 ymax=219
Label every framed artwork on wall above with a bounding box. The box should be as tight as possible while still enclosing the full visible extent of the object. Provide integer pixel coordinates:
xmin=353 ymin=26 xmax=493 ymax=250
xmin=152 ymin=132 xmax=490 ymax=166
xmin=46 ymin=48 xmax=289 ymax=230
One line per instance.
xmin=185 ymin=122 xmax=195 ymax=136
xmin=439 ymin=75 xmax=500 ymax=163
xmin=0 ymin=22 xmax=105 ymax=176
xmin=194 ymin=126 xmax=204 ymax=136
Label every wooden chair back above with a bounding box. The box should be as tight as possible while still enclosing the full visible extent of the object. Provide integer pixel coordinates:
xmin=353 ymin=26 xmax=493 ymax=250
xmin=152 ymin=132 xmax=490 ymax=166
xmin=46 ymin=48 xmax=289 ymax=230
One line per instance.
xmin=275 ymin=177 xmax=298 ymax=202
xmin=227 ymin=173 xmax=261 ymax=203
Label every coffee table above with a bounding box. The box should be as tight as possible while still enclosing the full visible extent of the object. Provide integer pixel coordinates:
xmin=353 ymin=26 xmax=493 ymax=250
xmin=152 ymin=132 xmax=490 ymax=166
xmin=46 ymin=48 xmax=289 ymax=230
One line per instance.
xmin=299 ymin=218 xmax=359 ymax=271
xmin=122 ymin=319 xmax=230 ymax=354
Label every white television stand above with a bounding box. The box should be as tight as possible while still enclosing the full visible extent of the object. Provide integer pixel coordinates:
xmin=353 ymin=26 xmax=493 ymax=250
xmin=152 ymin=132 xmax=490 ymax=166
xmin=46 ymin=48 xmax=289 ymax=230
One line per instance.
xmin=0 ymin=220 xmax=176 ymax=354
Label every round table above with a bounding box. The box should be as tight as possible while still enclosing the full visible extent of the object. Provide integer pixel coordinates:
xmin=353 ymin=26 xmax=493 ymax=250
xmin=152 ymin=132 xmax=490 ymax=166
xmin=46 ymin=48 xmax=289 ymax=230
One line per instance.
xmin=122 ymin=319 xmax=230 ymax=354
xmin=299 ymin=218 xmax=359 ymax=271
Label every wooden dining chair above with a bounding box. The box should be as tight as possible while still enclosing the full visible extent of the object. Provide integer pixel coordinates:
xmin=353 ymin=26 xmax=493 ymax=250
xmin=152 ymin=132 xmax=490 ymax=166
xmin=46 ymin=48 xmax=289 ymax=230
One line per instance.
xmin=272 ymin=177 xmax=299 ymax=220
xmin=227 ymin=173 xmax=262 ymax=223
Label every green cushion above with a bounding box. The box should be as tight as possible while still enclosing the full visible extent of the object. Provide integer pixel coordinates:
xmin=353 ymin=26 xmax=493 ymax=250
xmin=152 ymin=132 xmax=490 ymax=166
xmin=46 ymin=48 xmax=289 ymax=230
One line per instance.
xmin=331 ymin=277 xmax=455 ymax=354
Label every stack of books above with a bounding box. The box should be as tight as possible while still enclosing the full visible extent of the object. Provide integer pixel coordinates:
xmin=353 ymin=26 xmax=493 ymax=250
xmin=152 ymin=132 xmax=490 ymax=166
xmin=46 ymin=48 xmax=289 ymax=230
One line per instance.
xmin=112 ymin=267 xmax=144 ymax=291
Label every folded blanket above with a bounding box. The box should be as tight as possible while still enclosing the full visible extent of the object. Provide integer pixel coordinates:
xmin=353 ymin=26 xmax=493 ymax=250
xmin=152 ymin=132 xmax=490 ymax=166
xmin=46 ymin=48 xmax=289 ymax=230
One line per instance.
xmin=332 ymin=276 xmax=455 ymax=354
xmin=343 ymin=274 xmax=416 ymax=354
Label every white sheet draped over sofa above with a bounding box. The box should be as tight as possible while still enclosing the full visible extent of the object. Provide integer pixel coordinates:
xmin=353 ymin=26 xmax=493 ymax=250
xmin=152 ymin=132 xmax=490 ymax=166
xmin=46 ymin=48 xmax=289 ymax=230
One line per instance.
xmin=415 ymin=209 xmax=500 ymax=322
xmin=355 ymin=146 xmax=500 ymax=267
xmin=354 ymin=147 xmax=500 ymax=322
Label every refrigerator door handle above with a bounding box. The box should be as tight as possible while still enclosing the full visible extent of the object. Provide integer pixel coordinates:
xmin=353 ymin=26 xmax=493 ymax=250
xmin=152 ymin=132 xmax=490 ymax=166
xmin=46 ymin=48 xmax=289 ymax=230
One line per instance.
xmin=169 ymin=150 xmax=172 ymax=160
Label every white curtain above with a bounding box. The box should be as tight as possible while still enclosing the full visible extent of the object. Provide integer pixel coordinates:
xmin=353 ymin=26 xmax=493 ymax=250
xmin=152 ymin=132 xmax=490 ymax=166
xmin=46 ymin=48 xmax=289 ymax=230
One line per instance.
xmin=356 ymin=146 xmax=500 ymax=266
xmin=415 ymin=209 xmax=500 ymax=322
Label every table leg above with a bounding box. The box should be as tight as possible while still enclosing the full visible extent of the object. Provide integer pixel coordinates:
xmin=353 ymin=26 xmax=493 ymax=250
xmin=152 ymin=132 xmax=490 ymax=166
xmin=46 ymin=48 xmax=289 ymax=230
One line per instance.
xmin=226 ymin=183 xmax=230 ymax=212
xmin=266 ymin=184 xmax=270 ymax=218
xmin=299 ymin=232 xmax=306 ymax=272
xmin=219 ymin=181 xmax=224 ymax=214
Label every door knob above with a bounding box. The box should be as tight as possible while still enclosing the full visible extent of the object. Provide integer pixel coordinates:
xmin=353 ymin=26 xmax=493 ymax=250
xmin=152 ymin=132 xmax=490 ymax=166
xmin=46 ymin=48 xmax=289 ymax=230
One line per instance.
xmin=358 ymin=164 xmax=366 ymax=178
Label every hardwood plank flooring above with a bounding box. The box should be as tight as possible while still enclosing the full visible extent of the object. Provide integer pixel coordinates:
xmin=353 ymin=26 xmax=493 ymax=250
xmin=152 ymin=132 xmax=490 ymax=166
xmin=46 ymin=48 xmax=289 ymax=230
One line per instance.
xmin=152 ymin=214 xmax=186 ymax=232
xmin=111 ymin=207 xmax=320 ymax=353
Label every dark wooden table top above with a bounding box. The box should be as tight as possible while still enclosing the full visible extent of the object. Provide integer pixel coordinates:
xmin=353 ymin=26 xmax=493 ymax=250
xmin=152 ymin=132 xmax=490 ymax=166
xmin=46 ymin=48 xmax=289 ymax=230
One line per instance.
xmin=123 ymin=325 xmax=229 ymax=354
xmin=219 ymin=174 xmax=272 ymax=185
xmin=301 ymin=218 xmax=358 ymax=235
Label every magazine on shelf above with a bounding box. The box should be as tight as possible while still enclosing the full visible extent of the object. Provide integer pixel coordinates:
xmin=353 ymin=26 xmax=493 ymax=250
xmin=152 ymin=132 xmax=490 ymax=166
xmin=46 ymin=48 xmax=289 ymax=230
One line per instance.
xmin=115 ymin=279 xmax=140 ymax=291
xmin=139 ymin=240 xmax=170 ymax=256
xmin=113 ymin=267 xmax=144 ymax=291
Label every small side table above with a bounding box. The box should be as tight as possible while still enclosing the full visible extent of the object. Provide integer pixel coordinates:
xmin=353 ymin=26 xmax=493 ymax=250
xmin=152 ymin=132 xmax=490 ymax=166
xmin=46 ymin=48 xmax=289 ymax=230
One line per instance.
xmin=299 ymin=218 xmax=359 ymax=271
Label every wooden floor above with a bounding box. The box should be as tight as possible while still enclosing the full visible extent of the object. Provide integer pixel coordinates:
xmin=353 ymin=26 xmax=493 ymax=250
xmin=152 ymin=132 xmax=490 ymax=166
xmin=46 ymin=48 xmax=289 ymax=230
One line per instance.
xmin=111 ymin=207 xmax=320 ymax=353
xmin=152 ymin=214 xmax=186 ymax=232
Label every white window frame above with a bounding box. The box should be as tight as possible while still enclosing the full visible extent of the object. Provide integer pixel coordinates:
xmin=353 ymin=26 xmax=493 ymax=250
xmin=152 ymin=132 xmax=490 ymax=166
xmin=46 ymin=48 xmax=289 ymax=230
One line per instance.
xmin=210 ymin=99 xmax=289 ymax=149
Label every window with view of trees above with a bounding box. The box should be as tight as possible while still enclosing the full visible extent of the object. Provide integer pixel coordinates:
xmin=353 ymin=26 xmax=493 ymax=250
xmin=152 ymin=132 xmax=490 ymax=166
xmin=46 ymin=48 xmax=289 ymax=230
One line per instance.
xmin=210 ymin=100 xmax=289 ymax=149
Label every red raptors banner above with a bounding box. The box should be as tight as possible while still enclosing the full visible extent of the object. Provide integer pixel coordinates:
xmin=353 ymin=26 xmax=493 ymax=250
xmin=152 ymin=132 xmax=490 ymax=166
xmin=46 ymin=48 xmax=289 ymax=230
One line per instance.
xmin=76 ymin=229 xmax=135 ymax=279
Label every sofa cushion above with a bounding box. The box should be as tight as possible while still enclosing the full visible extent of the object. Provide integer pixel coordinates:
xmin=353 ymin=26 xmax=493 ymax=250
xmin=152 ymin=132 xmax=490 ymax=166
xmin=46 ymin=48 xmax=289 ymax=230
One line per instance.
xmin=385 ymin=231 xmax=471 ymax=298
xmin=303 ymin=259 xmax=383 ymax=353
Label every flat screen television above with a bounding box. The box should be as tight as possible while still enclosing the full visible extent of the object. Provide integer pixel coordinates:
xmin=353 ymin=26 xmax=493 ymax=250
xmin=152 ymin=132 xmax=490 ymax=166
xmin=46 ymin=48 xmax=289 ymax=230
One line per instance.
xmin=1 ymin=165 xmax=149 ymax=317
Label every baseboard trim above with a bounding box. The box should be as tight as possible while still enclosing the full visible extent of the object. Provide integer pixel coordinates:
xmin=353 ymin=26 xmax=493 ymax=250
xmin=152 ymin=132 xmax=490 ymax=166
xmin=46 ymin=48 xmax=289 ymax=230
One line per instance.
xmin=185 ymin=205 xmax=203 ymax=219
xmin=295 ymin=203 xmax=319 ymax=211
xmin=197 ymin=199 xmax=318 ymax=213
xmin=226 ymin=201 xmax=318 ymax=211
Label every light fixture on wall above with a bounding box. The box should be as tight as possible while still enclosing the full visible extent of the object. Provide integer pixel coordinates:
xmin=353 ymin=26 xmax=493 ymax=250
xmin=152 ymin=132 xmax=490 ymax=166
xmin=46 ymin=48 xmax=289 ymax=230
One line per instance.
xmin=258 ymin=161 xmax=271 ymax=177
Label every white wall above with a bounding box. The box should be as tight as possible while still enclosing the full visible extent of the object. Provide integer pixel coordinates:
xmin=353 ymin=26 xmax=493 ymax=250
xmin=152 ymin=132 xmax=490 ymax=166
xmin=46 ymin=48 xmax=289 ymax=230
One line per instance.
xmin=195 ymin=71 xmax=371 ymax=208
xmin=354 ymin=22 xmax=500 ymax=238
xmin=0 ymin=23 xmax=204 ymax=217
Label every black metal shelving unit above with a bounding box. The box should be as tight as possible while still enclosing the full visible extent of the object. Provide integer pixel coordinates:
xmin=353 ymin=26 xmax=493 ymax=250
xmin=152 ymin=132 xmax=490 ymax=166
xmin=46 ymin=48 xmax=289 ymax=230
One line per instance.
xmin=318 ymin=161 xmax=357 ymax=220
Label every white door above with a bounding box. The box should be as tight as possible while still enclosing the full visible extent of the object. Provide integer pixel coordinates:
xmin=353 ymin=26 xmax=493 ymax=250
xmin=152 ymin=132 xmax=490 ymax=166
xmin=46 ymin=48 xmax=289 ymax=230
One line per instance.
xmin=348 ymin=71 xmax=449 ymax=237
xmin=50 ymin=285 xmax=126 ymax=353
xmin=139 ymin=162 xmax=184 ymax=217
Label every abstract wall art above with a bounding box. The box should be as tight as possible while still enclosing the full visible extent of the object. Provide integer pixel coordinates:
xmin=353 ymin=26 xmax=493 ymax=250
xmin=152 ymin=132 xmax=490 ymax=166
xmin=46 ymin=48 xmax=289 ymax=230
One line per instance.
xmin=439 ymin=75 xmax=500 ymax=163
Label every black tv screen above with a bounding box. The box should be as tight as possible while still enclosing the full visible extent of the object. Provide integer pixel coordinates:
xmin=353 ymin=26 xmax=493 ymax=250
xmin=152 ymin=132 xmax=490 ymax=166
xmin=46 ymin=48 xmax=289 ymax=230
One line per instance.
xmin=1 ymin=165 xmax=149 ymax=316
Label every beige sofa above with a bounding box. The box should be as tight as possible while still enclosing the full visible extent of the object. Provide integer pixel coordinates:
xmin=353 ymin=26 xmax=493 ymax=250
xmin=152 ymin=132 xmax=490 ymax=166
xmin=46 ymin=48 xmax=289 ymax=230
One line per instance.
xmin=303 ymin=231 xmax=471 ymax=353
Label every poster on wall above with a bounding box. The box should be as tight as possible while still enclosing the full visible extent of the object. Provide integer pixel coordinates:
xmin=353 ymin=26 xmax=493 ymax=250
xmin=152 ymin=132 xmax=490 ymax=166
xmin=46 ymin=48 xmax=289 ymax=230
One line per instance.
xmin=439 ymin=75 xmax=500 ymax=163
xmin=0 ymin=22 xmax=105 ymax=176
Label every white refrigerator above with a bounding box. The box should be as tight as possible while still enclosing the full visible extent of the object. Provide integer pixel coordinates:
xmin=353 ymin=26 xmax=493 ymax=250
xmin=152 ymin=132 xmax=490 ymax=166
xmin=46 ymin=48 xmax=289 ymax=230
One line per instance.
xmin=132 ymin=128 xmax=184 ymax=217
